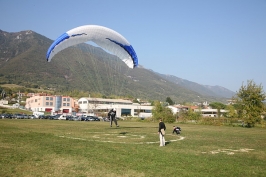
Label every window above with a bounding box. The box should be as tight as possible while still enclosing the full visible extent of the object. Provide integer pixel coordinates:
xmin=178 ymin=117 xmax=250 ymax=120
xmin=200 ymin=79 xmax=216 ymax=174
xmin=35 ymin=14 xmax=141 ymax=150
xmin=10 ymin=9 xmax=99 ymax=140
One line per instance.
xmin=63 ymin=103 xmax=66 ymax=106
xmin=46 ymin=102 xmax=49 ymax=106
xmin=46 ymin=97 xmax=49 ymax=100
xmin=67 ymin=103 xmax=70 ymax=106
xmin=83 ymin=101 xmax=87 ymax=104
xmin=50 ymin=97 xmax=53 ymax=100
xmin=67 ymin=98 xmax=70 ymax=102
xmin=50 ymin=102 xmax=53 ymax=106
xmin=63 ymin=98 xmax=66 ymax=101
xmin=121 ymin=109 xmax=131 ymax=116
xmin=78 ymin=101 xmax=82 ymax=104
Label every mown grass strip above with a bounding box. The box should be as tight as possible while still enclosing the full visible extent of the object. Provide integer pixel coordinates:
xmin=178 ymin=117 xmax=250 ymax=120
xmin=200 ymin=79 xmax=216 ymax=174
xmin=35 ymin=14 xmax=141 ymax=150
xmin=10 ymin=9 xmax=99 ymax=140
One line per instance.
xmin=0 ymin=119 xmax=265 ymax=177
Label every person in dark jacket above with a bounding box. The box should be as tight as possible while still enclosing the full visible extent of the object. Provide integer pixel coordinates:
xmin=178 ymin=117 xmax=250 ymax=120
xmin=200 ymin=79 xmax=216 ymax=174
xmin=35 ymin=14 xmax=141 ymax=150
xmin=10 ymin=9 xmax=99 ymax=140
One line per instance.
xmin=108 ymin=108 xmax=119 ymax=127
xmin=158 ymin=118 xmax=166 ymax=146
xmin=172 ymin=126 xmax=181 ymax=135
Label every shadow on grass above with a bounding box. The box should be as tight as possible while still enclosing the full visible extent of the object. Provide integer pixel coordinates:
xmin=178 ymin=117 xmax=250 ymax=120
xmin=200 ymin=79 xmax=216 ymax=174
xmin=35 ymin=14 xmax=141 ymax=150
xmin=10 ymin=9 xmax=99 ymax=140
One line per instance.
xmin=119 ymin=132 xmax=128 ymax=135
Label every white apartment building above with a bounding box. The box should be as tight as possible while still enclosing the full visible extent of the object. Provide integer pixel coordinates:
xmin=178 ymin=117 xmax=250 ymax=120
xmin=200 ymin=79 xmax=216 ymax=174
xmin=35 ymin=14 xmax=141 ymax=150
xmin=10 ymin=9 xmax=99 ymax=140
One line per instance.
xmin=77 ymin=97 xmax=153 ymax=118
xmin=194 ymin=109 xmax=228 ymax=117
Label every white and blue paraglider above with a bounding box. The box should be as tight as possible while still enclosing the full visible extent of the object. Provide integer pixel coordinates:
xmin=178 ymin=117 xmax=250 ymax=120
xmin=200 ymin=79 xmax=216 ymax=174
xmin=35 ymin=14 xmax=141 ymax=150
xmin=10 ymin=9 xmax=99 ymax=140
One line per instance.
xmin=46 ymin=25 xmax=138 ymax=69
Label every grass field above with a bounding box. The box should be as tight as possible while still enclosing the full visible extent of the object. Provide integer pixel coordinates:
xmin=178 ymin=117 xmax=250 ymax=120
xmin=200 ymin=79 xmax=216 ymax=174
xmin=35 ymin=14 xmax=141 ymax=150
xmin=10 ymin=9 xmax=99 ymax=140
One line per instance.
xmin=0 ymin=119 xmax=265 ymax=177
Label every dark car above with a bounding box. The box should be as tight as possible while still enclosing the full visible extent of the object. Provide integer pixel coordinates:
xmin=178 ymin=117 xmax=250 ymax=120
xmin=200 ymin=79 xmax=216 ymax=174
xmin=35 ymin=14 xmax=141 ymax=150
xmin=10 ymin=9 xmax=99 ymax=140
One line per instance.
xmin=81 ymin=116 xmax=88 ymax=121
xmin=49 ymin=115 xmax=59 ymax=120
xmin=38 ymin=115 xmax=45 ymax=119
xmin=87 ymin=116 xmax=100 ymax=121
xmin=44 ymin=115 xmax=50 ymax=119
xmin=51 ymin=114 xmax=61 ymax=120
xmin=2 ymin=113 xmax=13 ymax=119
xmin=94 ymin=117 xmax=100 ymax=121
xmin=66 ymin=115 xmax=74 ymax=121
xmin=47 ymin=115 xmax=53 ymax=120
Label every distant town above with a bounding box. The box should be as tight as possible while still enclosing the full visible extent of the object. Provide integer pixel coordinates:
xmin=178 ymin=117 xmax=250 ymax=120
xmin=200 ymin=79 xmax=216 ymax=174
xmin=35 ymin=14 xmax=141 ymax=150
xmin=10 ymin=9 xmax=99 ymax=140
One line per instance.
xmin=0 ymin=92 xmax=229 ymax=119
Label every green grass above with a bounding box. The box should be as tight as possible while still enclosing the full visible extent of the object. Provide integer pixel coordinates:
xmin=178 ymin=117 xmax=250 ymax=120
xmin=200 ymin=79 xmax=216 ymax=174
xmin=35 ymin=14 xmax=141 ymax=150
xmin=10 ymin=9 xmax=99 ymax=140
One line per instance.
xmin=0 ymin=119 xmax=265 ymax=177
xmin=0 ymin=107 xmax=33 ymax=115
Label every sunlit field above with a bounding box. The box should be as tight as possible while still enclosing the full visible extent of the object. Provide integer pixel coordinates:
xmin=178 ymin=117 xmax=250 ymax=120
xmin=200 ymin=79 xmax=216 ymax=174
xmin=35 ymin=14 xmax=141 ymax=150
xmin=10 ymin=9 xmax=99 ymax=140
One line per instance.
xmin=0 ymin=119 xmax=265 ymax=177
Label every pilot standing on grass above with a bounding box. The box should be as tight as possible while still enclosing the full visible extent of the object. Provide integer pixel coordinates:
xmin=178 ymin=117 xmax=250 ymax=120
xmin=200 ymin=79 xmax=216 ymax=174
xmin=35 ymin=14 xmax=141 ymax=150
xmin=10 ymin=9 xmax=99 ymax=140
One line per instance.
xmin=108 ymin=108 xmax=119 ymax=127
xmin=158 ymin=118 xmax=166 ymax=146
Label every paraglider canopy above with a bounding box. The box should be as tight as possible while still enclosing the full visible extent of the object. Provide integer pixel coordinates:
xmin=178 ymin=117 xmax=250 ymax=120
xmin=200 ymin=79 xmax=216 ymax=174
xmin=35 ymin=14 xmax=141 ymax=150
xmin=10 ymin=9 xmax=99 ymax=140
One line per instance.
xmin=46 ymin=25 xmax=138 ymax=68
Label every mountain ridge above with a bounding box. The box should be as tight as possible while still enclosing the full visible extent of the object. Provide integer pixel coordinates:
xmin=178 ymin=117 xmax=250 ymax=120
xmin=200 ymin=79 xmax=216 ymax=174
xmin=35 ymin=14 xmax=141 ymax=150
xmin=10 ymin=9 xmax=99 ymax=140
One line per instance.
xmin=155 ymin=73 xmax=235 ymax=98
xmin=0 ymin=29 xmax=235 ymax=103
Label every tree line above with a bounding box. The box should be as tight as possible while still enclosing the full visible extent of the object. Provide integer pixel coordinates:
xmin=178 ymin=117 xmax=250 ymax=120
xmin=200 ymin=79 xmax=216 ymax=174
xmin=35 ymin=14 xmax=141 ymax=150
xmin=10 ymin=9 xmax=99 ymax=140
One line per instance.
xmin=152 ymin=80 xmax=266 ymax=127
xmin=1 ymin=80 xmax=265 ymax=127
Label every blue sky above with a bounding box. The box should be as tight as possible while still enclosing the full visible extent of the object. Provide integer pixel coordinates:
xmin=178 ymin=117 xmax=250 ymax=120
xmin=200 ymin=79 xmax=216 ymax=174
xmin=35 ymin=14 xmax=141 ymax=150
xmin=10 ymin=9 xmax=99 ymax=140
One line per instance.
xmin=1 ymin=0 xmax=266 ymax=92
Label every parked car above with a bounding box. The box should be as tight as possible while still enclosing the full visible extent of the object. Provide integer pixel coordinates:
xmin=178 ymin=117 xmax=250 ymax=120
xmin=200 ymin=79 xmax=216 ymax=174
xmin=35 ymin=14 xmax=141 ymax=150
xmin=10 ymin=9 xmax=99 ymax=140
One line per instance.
xmin=15 ymin=114 xmax=24 ymax=119
xmin=2 ymin=113 xmax=13 ymax=119
xmin=49 ymin=115 xmax=59 ymax=120
xmin=46 ymin=115 xmax=53 ymax=119
xmin=23 ymin=114 xmax=29 ymax=119
xmin=73 ymin=116 xmax=81 ymax=121
xmin=102 ymin=117 xmax=110 ymax=122
xmin=44 ymin=115 xmax=50 ymax=119
xmin=81 ymin=116 xmax=88 ymax=121
xmin=66 ymin=115 xmax=74 ymax=121
xmin=87 ymin=116 xmax=100 ymax=121
xmin=38 ymin=115 xmax=46 ymax=119
xmin=28 ymin=115 xmax=36 ymax=119
xmin=58 ymin=115 xmax=66 ymax=120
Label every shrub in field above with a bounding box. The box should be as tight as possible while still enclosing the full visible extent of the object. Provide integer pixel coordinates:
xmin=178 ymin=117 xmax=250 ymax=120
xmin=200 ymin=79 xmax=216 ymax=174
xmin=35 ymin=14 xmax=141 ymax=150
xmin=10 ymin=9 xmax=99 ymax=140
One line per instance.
xmin=234 ymin=80 xmax=266 ymax=127
xmin=152 ymin=100 xmax=175 ymax=123
xmin=179 ymin=108 xmax=201 ymax=123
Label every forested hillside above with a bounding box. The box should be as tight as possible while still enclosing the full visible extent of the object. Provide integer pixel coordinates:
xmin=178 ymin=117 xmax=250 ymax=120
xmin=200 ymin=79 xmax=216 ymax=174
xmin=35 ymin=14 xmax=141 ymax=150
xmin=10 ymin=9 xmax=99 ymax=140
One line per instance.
xmin=0 ymin=29 xmax=230 ymax=103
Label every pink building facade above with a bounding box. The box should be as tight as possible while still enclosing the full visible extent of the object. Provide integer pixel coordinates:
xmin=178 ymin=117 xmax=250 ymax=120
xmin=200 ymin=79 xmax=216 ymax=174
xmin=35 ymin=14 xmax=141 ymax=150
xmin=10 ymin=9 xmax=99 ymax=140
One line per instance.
xmin=25 ymin=95 xmax=76 ymax=114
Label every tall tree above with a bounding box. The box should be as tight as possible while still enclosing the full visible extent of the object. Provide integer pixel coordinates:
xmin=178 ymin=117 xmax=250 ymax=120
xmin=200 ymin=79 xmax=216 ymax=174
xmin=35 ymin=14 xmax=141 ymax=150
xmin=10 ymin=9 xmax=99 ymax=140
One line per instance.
xmin=235 ymin=80 xmax=266 ymax=127
xmin=166 ymin=97 xmax=174 ymax=105
xmin=209 ymin=102 xmax=226 ymax=118
xmin=225 ymin=104 xmax=238 ymax=118
xmin=180 ymin=108 xmax=201 ymax=122
xmin=209 ymin=102 xmax=226 ymax=109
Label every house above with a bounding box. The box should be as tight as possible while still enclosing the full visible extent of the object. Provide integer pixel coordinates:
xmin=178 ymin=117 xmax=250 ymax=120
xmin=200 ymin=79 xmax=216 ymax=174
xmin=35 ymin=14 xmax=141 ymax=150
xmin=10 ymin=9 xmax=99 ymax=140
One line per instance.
xmin=167 ymin=105 xmax=198 ymax=114
xmin=0 ymin=100 xmax=8 ymax=105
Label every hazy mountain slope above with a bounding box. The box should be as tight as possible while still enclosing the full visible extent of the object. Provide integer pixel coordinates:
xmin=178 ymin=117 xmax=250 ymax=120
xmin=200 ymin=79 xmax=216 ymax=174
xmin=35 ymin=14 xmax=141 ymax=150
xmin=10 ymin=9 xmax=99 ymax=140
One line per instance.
xmin=0 ymin=29 xmax=229 ymax=103
xmin=155 ymin=73 xmax=236 ymax=98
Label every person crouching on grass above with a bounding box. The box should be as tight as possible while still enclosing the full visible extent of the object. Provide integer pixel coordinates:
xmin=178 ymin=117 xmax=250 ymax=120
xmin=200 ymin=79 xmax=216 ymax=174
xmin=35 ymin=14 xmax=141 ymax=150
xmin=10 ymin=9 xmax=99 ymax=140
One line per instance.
xmin=172 ymin=126 xmax=181 ymax=135
xmin=158 ymin=118 xmax=166 ymax=146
